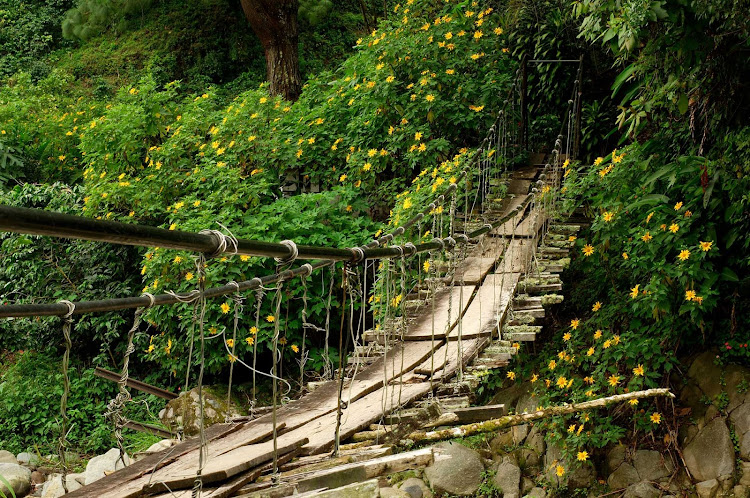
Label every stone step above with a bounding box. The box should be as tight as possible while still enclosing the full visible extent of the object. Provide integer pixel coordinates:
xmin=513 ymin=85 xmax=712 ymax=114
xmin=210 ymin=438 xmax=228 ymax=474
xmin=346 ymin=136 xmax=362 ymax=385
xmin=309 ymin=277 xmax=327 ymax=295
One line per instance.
xmin=474 ymin=357 xmax=512 ymax=368
xmin=438 ymin=396 xmax=471 ymax=410
xmin=502 ymin=325 xmax=542 ymax=342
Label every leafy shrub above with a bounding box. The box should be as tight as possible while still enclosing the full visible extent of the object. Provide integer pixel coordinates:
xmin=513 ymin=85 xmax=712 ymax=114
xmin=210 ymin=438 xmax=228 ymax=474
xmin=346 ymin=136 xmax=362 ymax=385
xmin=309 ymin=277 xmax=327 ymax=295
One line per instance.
xmin=503 ymin=138 xmax=749 ymax=472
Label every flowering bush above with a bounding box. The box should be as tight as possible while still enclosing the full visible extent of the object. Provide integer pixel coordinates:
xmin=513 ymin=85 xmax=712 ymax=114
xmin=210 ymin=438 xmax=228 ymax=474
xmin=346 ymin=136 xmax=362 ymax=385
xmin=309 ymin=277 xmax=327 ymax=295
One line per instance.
xmin=501 ymin=139 xmax=749 ymax=472
xmin=63 ymin=0 xmax=515 ymax=382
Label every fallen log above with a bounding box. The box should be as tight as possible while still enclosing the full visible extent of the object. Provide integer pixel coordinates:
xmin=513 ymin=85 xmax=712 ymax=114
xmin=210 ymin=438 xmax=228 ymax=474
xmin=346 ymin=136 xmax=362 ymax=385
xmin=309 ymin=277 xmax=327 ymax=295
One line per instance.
xmin=402 ymin=388 xmax=674 ymax=444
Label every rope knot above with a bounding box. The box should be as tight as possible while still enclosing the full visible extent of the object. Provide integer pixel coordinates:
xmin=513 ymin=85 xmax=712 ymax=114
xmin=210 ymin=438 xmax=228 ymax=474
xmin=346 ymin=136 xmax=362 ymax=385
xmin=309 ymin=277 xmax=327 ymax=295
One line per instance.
xmin=404 ymin=242 xmax=417 ymax=256
xmin=199 ymin=228 xmax=238 ymax=259
xmin=349 ymin=247 xmax=365 ymax=263
xmin=58 ymin=300 xmax=75 ymax=320
xmin=274 ymin=240 xmax=298 ymax=264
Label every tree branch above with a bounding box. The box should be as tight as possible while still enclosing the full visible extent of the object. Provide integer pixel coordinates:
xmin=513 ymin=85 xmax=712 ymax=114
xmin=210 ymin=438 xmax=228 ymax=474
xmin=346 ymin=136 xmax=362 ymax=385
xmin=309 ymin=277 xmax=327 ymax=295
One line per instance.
xmin=401 ymin=388 xmax=675 ymax=444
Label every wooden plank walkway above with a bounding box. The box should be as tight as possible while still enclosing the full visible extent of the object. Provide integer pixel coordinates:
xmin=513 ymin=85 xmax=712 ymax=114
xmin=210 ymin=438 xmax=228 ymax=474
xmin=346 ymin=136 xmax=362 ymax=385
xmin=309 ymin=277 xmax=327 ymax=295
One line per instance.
xmin=69 ymin=163 xmax=551 ymax=498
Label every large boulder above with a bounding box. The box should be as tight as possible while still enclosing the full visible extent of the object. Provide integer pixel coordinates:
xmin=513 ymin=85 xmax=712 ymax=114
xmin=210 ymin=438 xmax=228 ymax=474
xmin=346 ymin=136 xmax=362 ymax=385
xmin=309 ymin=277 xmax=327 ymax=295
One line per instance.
xmin=424 ymin=442 xmax=484 ymax=496
xmin=632 ymin=450 xmax=674 ymax=481
xmin=608 ymin=463 xmax=640 ymax=490
xmin=159 ymin=386 xmax=240 ymax=436
xmin=0 ymin=451 xmax=17 ymax=465
xmin=623 ymin=481 xmax=661 ymax=498
xmin=15 ymin=452 xmax=40 ymax=467
xmin=687 ymin=352 xmax=724 ymax=400
xmin=41 ymin=473 xmax=83 ymax=498
xmin=492 ymin=461 xmax=521 ymax=498
xmin=0 ymin=463 xmax=31 ymax=497
xmin=731 ymin=402 xmax=750 ymax=436
xmin=683 ymin=417 xmax=735 ymax=481
xmin=741 ymin=431 xmax=750 ymax=460
xmin=695 ymin=479 xmax=719 ymax=498
xmin=396 ymin=477 xmax=432 ymax=498
xmin=84 ymin=448 xmax=130 ymax=485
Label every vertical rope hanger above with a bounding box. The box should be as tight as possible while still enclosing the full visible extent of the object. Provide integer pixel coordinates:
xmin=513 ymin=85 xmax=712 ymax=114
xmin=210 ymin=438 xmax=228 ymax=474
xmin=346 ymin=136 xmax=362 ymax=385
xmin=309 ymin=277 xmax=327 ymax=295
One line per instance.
xmin=226 ymin=283 xmax=243 ymax=411
xmin=333 ymin=262 xmax=349 ymax=457
xmin=105 ymin=292 xmax=156 ymax=469
xmin=269 ymin=239 xmax=298 ymax=476
xmin=57 ymin=299 xmax=75 ymax=494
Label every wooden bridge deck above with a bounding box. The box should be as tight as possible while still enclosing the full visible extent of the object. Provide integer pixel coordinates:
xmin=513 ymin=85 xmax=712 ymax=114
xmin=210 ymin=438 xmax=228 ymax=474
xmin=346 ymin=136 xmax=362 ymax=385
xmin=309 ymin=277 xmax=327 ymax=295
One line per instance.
xmin=67 ymin=164 xmax=551 ymax=498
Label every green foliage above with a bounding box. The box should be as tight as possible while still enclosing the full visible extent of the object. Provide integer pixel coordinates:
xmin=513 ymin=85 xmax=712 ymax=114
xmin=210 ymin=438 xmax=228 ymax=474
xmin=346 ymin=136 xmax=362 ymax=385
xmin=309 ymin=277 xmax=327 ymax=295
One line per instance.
xmin=0 ymin=183 xmax=140 ymax=360
xmin=62 ymin=0 xmax=155 ymax=41
xmin=0 ymin=0 xmax=75 ymax=79
xmin=574 ymin=0 xmax=750 ymax=141
xmin=0 ymin=351 xmax=115 ymax=454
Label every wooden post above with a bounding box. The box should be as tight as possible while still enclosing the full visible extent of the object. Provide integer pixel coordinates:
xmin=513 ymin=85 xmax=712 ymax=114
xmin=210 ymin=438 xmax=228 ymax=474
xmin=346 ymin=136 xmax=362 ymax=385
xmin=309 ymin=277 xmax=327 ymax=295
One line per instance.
xmin=520 ymin=56 xmax=528 ymax=151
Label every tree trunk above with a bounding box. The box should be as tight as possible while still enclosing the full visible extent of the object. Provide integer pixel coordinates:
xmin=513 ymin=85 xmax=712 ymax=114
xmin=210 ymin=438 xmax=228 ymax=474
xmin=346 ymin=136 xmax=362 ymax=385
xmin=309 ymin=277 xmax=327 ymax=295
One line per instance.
xmin=240 ymin=0 xmax=302 ymax=102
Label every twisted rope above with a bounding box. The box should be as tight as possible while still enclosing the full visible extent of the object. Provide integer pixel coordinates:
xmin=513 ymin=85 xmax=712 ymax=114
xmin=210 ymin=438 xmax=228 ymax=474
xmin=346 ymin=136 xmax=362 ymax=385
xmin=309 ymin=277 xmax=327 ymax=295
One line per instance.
xmin=105 ymin=293 xmax=155 ymax=469
xmin=58 ymin=299 xmax=74 ymax=493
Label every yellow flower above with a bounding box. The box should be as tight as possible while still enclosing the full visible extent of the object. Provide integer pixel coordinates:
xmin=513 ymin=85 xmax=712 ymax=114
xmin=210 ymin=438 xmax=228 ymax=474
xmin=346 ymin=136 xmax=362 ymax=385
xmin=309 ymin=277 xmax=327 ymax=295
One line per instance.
xmin=425 ymin=94 xmax=435 ymax=102
xmin=646 ymin=212 xmax=654 ymax=223
xmin=608 ymin=375 xmax=620 ymax=386
xmin=674 ymin=201 xmax=683 ymax=210
xmin=291 ymin=344 xmax=299 ymax=353
xmin=193 ymin=200 xmax=201 ymax=207
xmin=700 ymin=241 xmax=713 ymax=252
xmin=414 ymin=131 xmax=423 ymax=141
xmin=594 ymin=157 xmax=604 ymax=166
xmin=685 ymin=290 xmax=696 ymax=301
xmin=584 ymin=376 xmax=594 ymax=384
xmin=220 ymin=302 xmax=231 ymax=314
xmin=582 ymin=244 xmax=594 ymax=256
xmin=641 ymin=232 xmax=652 ymax=242
xmin=570 ymin=319 xmax=580 ymax=329
xmin=423 ymin=261 xmax=430 ymax=272
xmin=603 ymin=339 xmax=612 ymax=349
xmin=556 ymin=465 xmax=565 ymax=477
xmin=587 ymin=347 xmax=595 ymax=356
xmin=245 ymin=337 xmax=254 ymax=346
xmin=279 ymin=337 xmax=287 ymax=346
xmin=557 ymin=377 xmax=568 ymax=388
xmin=577 ymin=451 xmax=589 ymax=461
xmin=339 ymin=174 xmax=347 ymax=183
xmin=173 ymin=256 xmax=183 ymax=264
xmin=226 ymin=338 xmax=234 ymax=348
xmin=669 ymin=223 xmax=679 ymax=233
xmin=530 ymin=374 xmax=538 ymax=383
xmin=228 ymin=354 xmax=237 ymax=363
xmin=622 ymin=252 xmax=629 ymax=259
xmin=346 ymin=205 xmax=352 ymax=212
xmin=569 ymin=235 xmax=577 ymax=242
xmin=507 ymin=371 xmax=516 ymax=380
xmin=650 ymin=412 xmax=661 ymax=424
xmin=548 ymin=359 xmax=557 ymax=370
xmin=630 ymin=285 xmax=640 ymax=299
xmin=494 ymin=27 xmax=503 ymax=35
xmin=563 ymin=332 xmax=571 ymax=341
xmin=250 ymin=326 xmax=258 ymax=335
xmin=185 ymin=272 xmax=194 ymax=281
xmin=446 ymin=69 xmax=455 ymax=75
xmin=613 ymin=334 xmax=621 ymax=345
xmin=592 ymin=301 xmax=602 ymax=312
xmin=603 ymin=211 xmax=614 ymax=222
xmin=633 ymin=364 xmax=645 ymax=376
xmin=678 ymin=249 xmax=690 ymax=261
xmin=568 ymin=424 xmax=576 ymax=433
xmin=169 ymin=223 xmax=177 ymax=231
xmin=629 ymin=399 xmax=639 ymax=406
xmin=266 ymin=315 xmax=275 ymax=323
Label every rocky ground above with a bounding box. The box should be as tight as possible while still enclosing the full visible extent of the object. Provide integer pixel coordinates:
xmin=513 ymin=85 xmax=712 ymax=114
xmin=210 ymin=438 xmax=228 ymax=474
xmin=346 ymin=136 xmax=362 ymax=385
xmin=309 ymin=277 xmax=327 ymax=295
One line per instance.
xmin=1 ymin=351 xmax=747 ymax=497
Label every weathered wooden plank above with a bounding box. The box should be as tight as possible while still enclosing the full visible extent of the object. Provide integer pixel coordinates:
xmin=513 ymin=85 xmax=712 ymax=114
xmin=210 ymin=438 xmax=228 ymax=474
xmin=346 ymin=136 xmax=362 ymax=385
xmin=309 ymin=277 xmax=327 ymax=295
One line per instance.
xmin=447 ymin=273 xmax=519 ymax=340
xmin=490 ymin=194 xmax=530 ymax=236
xmin=430 ymin=337 xmax=488 ymax=381
xmin=65 ymin=421 xmax=247 ymax=498
xmin=403 ymin=285 xmax=474 ymax=341
xmin=495 ymin=238 xmax=536 ymax=274
xmin=453 ymin=257 xmax=497 ymax=285
xmin=298 ymin=382 xmax=433 ymax=455
xmin=142 ymin=436 xmax=308 ymax=494
xmin=147 ymin=450 xmax=302 ymax=498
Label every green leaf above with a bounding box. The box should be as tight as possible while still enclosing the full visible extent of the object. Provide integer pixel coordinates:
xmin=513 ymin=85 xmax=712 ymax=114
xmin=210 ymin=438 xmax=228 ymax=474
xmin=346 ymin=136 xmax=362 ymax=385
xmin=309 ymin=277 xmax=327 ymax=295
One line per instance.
xmin=677 ymin=93 xmax=689 ymax=115
xmin=721 ymin=267 xmax=739 ymax=282
xmin=611 ymin=63 xmax=638 ymax=98
xmin=702 ymin=171 xmax=719 ymax=209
